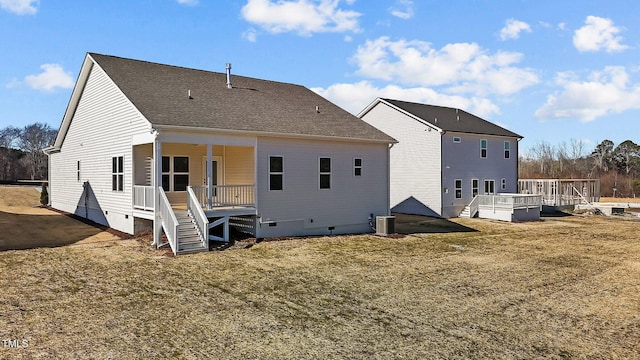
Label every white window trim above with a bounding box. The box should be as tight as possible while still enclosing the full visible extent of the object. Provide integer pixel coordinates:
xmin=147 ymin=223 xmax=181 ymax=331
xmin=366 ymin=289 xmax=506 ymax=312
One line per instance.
xmin=501 ymin=178 xmax=507 ymax=190
xmin=504 ymin=141 xmax=511 ymax=159
xmin=455 ymin=179 xmax=462 ymax=199
xmin=112 ymin=156 xmax=124 ymax=192
xmin=480 ymin=139 xmax=487 ymax=159
xmin=77 ymin=160 xmax=81 ymax=182
xmin=319 ymin=156 xmax=331 ymax=190
xmin=353 ymin=157 xmax=362 ymax=177
xmin=471 ymin=179 xmax=479 ymax=197
xmin=484 ymin=179 xmax=495 ymax=195
xmin=269 ymin=155 xmax=284 ymax=191
xmin=453 ymin=137 xmax=461 ymax=143
xmin=162 ymin=155 xmax=190 ymax=192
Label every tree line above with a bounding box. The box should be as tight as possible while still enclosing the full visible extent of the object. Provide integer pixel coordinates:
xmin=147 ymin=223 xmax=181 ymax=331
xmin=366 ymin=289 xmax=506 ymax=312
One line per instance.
xmin=0 ymin=123 xmax=57 ymax=182
xmin=520 ymin=139 xmax=640 ymax=197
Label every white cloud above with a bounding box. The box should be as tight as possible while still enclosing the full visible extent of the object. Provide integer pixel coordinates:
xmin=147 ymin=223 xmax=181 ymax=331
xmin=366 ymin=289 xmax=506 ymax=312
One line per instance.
xmin=240 ymin=0 xmax=361 ymax=36
xmin=0 ymin=0 xmax=38 ymax=15
xmin=351 ymin=36 xmax=539 ymax=96
xmin=499 ymin=19 xmax=531 ymax=41
xmin=535 ymin=66 xmax=640 ymax=122
xmin=312 ymin=81 xmax=500 ymax=118
xmin=242 ymin=28 xmax=258 ymax=42
xmin=389 ymin=0 xmax=414 ymax=20
xmin=177 ymin=0 xmax=198 ymax=5
xmin=23 ymin=64 xmax=74 ymax=91
xmin=573 ymin=16 xmax=628 ymax=53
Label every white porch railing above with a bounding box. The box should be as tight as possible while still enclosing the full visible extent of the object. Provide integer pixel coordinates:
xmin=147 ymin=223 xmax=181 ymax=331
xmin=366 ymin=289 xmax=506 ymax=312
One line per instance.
xmin=191 ymin=185 xmax=255 ymax=210
xmin=187 ymin=186 xmax=209 ymax=250
xmin=133 ymin=185 xmax=155 ymax=210
xmin=158 ymin=186 xmax=178 ymax=255
xmin=467 ymin=195 xmax=480 ymax=217
xmin=477 ymin=194 xmax=542 ymax=210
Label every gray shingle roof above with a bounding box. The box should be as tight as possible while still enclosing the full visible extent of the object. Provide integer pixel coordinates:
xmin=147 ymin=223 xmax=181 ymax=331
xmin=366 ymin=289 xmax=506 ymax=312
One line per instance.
xmin=381 ymin=98 xmax=522 ymax=138
xmin=89 ymin=53 xmax=394 ymax=142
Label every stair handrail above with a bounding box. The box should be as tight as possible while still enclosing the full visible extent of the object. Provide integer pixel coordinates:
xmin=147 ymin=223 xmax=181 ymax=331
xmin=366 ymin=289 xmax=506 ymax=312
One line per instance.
xmin=187 ymin=186 xmax=209 ymax=251
xmin=467 ymin=195 xmax=480 ymax=217
xmin=158 ymin=186 xmax=178 ymax=255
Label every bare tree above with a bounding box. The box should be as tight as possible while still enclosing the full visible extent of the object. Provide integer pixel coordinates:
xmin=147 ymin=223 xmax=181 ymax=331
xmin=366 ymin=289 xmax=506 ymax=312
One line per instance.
xmin=17 ymin=123 xmax=57 ymax=180
xmin=613 ymin=140 xmax=640 ymax=177
xmin=591 ymin=140 xmax=614 ymax=174
xmin=0 ymin=126 xmax=23 ymax=181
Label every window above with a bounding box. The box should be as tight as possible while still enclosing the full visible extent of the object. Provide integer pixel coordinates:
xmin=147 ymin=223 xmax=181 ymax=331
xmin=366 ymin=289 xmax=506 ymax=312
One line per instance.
xmin=269 ymin=156 xmax=283 ymax=191
xmin=161 ymin=156 xmax=170 ymax=191
xmin=504 ymin=141 xmax=510 ymax=159
xmin=112 ymin=156 xmax=123 ymax=192
xmin=161 ymin=156 xmax=189 ymax=192
xmin=319 ymin=157 xmax=331 ymax=189
xmin=453 ymin=137 xmax=461 ymax=143
xmin=354 ymin=158 xmax=362 ymax=176
xmin=455 ymin=179 xmax=462 ymax=199
xmin=173 ymin=157 xmax=189 ymax=191
xmin=484 ymin=179 xmax=495 ymax=195
xmin=77 ymin=161 xmax=81 ymax=182
xmin=501 ymin=178 xmax=507 ymax=190
xmin=472 ymin=179 xmax=479 ymax=197
xmin=480 ymin=139 xmax=487 ymax=158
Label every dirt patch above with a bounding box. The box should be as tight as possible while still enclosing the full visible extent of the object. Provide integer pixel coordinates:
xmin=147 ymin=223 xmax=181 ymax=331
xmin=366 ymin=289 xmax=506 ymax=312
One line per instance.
xmin=0 ymin=186 xmax=122 ymax=250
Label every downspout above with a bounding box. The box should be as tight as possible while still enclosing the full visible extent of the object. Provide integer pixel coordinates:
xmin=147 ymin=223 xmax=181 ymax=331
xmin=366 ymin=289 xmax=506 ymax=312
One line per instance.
xmin=387 ymin=143 xmax=394 ymax=216
xmin=151 ymin=129 xmax=162 ymax=248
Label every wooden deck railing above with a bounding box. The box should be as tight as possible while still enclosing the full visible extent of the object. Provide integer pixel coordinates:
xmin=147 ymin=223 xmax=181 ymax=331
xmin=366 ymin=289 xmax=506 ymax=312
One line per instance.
xmin=191 ymin=185 xmax=255 ymax=210
xmin=187 ymin=186 xmax=209 ymax=250
xmin=158 ymin=187 xmax=178 ymax=255
xmin=133 ymin=185 xmax=155 ymax=210
xmin=477 ymin=194 xmax=542 ymax=210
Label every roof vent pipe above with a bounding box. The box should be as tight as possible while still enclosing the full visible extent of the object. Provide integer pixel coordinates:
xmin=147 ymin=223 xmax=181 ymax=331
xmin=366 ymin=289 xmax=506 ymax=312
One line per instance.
xmin=225 ymin=63 xmax=232 ymax=89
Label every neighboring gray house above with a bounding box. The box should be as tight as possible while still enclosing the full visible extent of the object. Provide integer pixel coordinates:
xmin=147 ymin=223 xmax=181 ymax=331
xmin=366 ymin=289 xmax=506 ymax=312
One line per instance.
xmin=45 ymin=53 xmax=395 ymax=254
xmin=359 ymin=98 xmax=522 ymax=218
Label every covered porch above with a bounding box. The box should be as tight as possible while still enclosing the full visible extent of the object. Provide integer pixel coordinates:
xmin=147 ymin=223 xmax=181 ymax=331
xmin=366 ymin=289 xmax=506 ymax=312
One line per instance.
xmin=131 ymin=135 xmax=257 ymax=255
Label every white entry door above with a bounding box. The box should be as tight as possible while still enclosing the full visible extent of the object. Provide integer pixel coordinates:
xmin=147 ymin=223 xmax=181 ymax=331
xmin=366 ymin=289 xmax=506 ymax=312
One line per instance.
xmin=484 ymin=179 xmax=495 ymax=195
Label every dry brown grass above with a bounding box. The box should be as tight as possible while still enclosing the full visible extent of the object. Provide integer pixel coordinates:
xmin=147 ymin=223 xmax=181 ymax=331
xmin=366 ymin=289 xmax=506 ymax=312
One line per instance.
xmin=600 ymin=196 xmax=640 ymax=204
xmin=1 ymin=186 xmax=639 ymax=359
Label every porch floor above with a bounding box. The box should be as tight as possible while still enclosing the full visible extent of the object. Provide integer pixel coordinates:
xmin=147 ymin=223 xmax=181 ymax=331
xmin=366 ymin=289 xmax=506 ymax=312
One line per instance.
xmin=171 ymin=203 xmax=257 ymax=217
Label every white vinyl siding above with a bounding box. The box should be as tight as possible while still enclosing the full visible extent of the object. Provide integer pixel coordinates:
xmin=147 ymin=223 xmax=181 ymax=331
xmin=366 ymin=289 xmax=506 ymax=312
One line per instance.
xmin=360 ymin=102 xmax=442 ymax=215
xmin=48 ymin=62 xmax=150 ymax=234
xmin=256 ymin=137 xmax=389 ymax=238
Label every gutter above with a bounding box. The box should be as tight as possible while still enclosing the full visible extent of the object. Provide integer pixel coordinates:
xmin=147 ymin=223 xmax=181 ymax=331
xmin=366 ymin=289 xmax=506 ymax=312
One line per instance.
xmin=153 ymin=124 xmax=397 ymax=145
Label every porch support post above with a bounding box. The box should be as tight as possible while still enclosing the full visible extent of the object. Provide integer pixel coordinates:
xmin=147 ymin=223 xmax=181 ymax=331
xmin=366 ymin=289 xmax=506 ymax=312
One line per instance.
xmin=153 ymin=139 xmax=162 ymax=248
xmin=206 ymin=144 xmax=213 ymax=210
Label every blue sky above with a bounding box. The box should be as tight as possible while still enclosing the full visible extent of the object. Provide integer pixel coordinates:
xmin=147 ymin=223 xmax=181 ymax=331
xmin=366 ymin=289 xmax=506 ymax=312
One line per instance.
xmin=2 ymin=0 xmax=639 ymax=154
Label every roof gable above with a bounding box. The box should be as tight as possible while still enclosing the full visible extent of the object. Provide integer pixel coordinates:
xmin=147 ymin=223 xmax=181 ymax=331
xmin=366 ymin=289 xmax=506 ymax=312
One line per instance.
xmin=86 ymin=53 xmax=394 ymax=143
xmin=371 ymin=98 xmax=522 ymax=139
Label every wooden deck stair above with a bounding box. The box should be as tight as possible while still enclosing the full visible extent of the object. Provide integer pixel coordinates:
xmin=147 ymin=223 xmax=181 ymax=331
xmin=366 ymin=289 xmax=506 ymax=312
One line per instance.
xmin=174 ymin=211 xmax=207 ymax=255
xmin=459 ymin=205 xmax=473 ymax=218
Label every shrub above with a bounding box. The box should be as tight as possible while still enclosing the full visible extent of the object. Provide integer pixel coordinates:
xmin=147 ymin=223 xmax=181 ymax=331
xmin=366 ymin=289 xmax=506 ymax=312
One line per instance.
xmin=40 ymin=182 xmax=48 ymax=206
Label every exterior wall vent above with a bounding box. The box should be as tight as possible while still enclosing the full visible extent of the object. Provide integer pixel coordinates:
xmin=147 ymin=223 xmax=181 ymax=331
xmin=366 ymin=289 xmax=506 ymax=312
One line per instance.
xmin=225 ymin=63 xmax=232 ymax=89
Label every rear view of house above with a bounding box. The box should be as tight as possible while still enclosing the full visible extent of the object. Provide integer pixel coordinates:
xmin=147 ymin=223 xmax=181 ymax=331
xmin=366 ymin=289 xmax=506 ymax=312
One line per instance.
xmin=45 ymin=53 xmax=395 ymax=254
xmin=359 ymin=98 xmax=522 ymax=218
